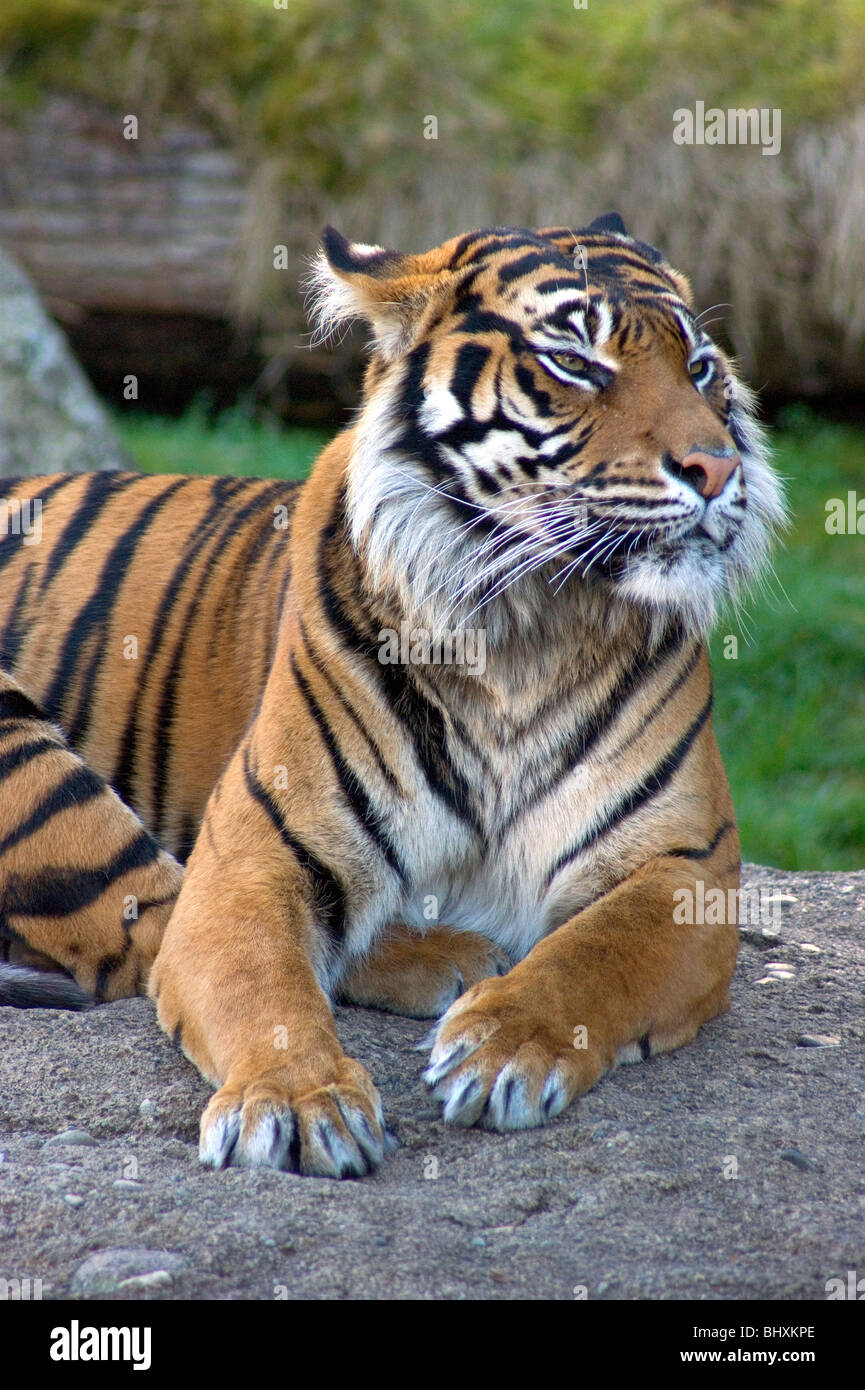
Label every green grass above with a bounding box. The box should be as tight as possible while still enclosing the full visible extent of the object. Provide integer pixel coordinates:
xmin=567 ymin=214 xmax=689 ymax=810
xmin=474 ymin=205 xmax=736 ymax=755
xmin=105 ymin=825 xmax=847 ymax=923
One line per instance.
xmin=709 ymin=406 xmax=865 ymax=872
xmin=116 ymin=403 xmax=865 ymax=871
xmin=113 ymin=402 xmax=330 ymax=481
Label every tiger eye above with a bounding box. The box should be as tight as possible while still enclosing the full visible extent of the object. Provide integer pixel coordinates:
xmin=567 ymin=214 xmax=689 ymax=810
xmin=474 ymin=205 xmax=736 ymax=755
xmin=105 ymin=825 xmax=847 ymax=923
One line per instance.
xmin=551 ymin=352 xmax=589 ymax=373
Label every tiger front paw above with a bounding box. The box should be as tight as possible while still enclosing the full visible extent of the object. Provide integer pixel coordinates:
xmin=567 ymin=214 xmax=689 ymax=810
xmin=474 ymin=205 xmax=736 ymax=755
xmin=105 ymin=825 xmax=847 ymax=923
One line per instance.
xmin=338 ymin=925 xmax=511 ymax=1019
xmin=421 ymin=974 xmax=606 ymax=1131
xmin=199 ymin=1056 xmax=394 ymax=1179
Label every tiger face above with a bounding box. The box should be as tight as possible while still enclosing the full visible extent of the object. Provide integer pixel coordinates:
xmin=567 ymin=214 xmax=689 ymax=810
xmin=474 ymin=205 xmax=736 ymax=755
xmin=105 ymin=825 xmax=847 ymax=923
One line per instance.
xmin=309 ymin=214 xmax=786 ymax=639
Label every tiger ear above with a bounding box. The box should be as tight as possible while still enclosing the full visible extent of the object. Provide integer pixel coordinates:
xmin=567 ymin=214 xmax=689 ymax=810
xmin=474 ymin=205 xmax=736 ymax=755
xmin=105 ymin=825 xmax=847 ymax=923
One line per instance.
xmin=306 ymin=226 xmax=455 ymax=360
xmin=586 ymin=211 xmax=628 ymax=236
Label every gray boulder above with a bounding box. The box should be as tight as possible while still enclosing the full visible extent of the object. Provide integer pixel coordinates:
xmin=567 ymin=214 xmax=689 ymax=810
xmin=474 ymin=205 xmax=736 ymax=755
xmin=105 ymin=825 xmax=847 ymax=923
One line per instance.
xmin=0 ymin=247 xmax=129 ymax=475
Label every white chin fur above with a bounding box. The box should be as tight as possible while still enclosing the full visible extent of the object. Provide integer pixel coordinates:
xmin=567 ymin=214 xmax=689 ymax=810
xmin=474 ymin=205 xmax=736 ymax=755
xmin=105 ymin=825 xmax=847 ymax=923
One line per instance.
xmin=616 ymin=546 xmax=727 ymax=636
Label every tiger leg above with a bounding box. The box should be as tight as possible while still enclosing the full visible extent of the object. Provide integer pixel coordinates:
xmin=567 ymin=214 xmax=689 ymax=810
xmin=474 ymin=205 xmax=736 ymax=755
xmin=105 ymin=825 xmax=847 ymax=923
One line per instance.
xmin=337 ymin=924 xmax=510 ymax=1018
xmin=423 ymin=854 xmax=739 ymax=1129
xmin=149 ymin=735 xmax=390 ymax=1179
xmin=0 ymin=674 xmax=183 ymax=1003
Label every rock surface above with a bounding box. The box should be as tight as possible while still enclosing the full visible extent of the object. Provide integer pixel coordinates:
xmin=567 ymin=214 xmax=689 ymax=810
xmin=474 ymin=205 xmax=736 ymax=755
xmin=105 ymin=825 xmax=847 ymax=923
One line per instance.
xmin=0 ymin=246 xmax=129 ymax=475
xmin=0 ymin=864 xmax=862 ymax=1301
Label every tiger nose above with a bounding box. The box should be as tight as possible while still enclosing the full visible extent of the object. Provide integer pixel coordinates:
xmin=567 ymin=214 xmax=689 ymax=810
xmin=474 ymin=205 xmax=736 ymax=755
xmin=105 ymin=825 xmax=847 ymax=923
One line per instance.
xmin=680 ymin=450 xmax=742 ymax=500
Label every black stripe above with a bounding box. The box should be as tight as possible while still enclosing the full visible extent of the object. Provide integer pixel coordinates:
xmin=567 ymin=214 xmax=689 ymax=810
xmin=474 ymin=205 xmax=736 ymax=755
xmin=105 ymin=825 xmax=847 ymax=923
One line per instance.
xmin=0 ymin=689 xmax=47 ymax=724
xmin=452 ymin=304 xmax=525 ymax=350
xmin=173 ymin=812 xmax=199 ymax=865
xmin=316 ymin=510 xmax=484 ymax=839
xmin=110 ymin=476 xmax=254 ymax=809
xmin=639 ymin=1034 xmax=651 ymax=1060
xmin=450 ymin=342 xmax=492 ymax=413
xmin=38 ymin=472 xmax=140 ymax=595
xmin=503 ymin=622 xmax=687 ymax=833
xmin=0 ymin=475 xmax=78 ymax=577
xmin=150 ymin=480 xmax=287 ymax=835
xmin=136 ymin=892 xmax=180 ymax=914
xmin=43 ymin=477 xmax=190 ymax=745
xmin=242 ymin=745 xmax=347 ymax=945
xmin=614 ymin=642 xmax=703 ymax=754
xmin=497 ymin=251 xmax=561 ymax=285
xmin=290 ymin=653 xmax=405 ymax=881
xmin=666 ymin=819 xmax=735 ymax=862
xmin=0 ymin=564 xmax=36 ymax=668
xmin=514 ymin=362 xmax=553 ymax=414
xmin=0 ymin=764 xmax=104 ymax=858
xmin=579 ymin=250 xmax=665 ymax=282
xmin=1 ymin=830 xmax=161 ymax=919
xmin=94 ymin=936 xmax=132 ymax=1003
xmin=206 ymin=484 xmax=301 ymax=664
xmin=545 ymin=691 xmax=714 ymax=888
xmin=298 ymin=621 xmax=401 ymax=792
xmin=0 ymin=736 xmax=58 ymax=782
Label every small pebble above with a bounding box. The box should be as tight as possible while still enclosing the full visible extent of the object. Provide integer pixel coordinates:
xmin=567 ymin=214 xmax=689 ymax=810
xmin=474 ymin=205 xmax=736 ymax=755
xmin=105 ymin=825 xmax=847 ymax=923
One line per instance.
xmin=113 ymin=1179 xmax=141 ymax=1191
xmin=799 ymin=943 xmax=821 ymax=954
xmin=796 ymin=1034 xmax=840 ymax=1048
xmin=44 ymin=1129 xmax=97 ymax=1148
xmin=63 ymin=1193 xmax=85 ymax=1207
xmin=470 ymin=1235 xmax=486 ymax=1247
xmin=118 ymin=1270 xmax=173 ymax=1291
xmin=779 ymin=1147 xmax=817 ymax=1171
xmin=139 ymin=1099 xmax=157 ymax=1118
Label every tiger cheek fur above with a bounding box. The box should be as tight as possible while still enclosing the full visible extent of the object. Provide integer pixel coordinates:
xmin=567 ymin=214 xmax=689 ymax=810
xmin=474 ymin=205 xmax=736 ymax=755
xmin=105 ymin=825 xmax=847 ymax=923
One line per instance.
xmin=0 ymin=215 xmax=785 ymax=1176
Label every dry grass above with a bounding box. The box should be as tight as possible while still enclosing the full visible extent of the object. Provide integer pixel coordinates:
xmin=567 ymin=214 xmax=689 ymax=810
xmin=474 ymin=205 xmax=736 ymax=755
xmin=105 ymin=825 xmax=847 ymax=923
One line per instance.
xmin=249 ymin=109 xmax=865 ymax=402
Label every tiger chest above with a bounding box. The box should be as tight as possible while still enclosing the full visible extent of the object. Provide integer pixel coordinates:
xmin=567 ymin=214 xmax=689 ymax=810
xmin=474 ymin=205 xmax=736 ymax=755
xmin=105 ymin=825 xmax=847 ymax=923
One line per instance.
xmin=383 ymin=746 xmax=618 ymax=962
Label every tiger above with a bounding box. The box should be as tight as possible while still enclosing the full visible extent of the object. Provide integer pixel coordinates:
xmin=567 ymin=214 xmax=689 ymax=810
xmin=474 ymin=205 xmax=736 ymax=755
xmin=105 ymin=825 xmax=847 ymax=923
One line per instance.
xmin=0 ymin=212 xmax=786 ymax=1178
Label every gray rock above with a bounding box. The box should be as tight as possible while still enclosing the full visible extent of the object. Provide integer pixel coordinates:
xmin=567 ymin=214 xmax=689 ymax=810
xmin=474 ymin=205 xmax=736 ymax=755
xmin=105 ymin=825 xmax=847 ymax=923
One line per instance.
xmin=779 ymin=1147 xmax=819 ymax=1172
xmin=69 ymin=1248 xmax=188 ymax=1298
xmin=0 ymin=863 xmax=862 ymax=1300
xmin=0 ymin=247 xmax=129 ymax=475
xmin=43 ymin=1129 xmax=97 ymax=1148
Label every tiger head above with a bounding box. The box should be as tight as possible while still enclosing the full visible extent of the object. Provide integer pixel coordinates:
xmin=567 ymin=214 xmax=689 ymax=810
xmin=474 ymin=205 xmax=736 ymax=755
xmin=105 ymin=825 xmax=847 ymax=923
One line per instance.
xmin=308 ymin=215 xmax=786 ymax=641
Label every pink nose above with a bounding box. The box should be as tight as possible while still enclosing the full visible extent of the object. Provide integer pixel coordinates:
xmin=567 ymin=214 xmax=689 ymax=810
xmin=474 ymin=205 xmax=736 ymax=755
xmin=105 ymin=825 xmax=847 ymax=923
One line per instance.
xmin=681 ymin=451 xmax=741 ymax=500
